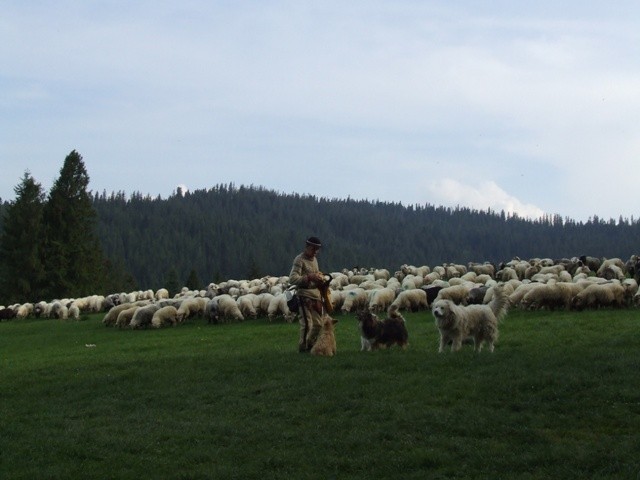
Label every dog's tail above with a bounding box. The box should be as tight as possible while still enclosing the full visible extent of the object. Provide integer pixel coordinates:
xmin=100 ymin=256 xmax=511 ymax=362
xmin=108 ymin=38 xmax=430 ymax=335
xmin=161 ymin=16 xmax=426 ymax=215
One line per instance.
xmin=489 ymin=285 xmax=509 ymax=321
xmin=387 ymin=304 xmax=406 ymax=322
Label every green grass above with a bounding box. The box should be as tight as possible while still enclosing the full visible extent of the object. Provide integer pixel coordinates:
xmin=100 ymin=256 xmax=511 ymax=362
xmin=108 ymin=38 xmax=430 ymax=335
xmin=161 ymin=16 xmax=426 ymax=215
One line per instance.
xmin=1 ymin=309 xmax=639 ymax=479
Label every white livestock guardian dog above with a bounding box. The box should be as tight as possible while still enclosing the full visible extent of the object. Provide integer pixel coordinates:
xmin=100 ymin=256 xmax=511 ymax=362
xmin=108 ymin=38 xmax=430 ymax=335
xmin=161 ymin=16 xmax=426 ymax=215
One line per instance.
xmin=431 ymin=285 xmax=509 ymax=353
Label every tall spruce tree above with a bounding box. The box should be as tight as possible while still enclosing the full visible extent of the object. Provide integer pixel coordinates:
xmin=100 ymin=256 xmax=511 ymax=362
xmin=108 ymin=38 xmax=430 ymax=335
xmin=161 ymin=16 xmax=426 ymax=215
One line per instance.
xmin=185 ymin=268 xmax=202 ymax=291
xmin=41 ymin=150 xmax=106 ymax=299
xmin=0 ymin=171 xmax=46 ymax=304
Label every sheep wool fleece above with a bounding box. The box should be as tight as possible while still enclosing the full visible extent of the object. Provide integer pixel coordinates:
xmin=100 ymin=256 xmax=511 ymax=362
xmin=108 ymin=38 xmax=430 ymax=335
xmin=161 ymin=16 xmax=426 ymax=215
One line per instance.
xmin=289 ymin=252 xmax=324 ymax=351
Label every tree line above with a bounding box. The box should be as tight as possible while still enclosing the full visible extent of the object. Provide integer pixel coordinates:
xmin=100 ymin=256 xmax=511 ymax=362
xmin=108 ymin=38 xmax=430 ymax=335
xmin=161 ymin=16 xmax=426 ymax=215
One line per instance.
xmin=0 ymin=151 xmax=133 ymax=305
xmin=1 ymin=152 xmax=639 ymax=305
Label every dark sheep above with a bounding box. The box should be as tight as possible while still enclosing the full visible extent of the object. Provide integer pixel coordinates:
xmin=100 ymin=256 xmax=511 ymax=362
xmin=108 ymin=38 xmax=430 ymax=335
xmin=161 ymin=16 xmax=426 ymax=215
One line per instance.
xmin=421 ymin=285 xmax=444 ymax=307
xmin=466 ymin=285 xmax=490 ymax=305
xmin=579 ymin=255 xmax=602 ymax=272
xmin=0 ymin=308 xmax=17 ymax=320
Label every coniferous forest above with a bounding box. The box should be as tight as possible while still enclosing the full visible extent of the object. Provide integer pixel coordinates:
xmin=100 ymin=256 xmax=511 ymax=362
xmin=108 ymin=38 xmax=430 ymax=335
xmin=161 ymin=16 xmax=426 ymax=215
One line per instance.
xmin=1 ymin=158 xmax=640 ymax=303
xmin=91 ymin=185 xmax=639 ymax=291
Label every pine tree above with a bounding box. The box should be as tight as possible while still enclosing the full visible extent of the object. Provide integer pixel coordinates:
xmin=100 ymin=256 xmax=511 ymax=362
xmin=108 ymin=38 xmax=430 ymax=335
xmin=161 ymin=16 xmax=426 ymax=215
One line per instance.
xmin=185 ymin=268 xmax=202 ymax=291
xmin=0 ymin=171 xmax=46 ymax=304
xmin=165 ymin=268 xmax=180 ymax=297
xmin=41 ymin=150 xmax=106 ymax=299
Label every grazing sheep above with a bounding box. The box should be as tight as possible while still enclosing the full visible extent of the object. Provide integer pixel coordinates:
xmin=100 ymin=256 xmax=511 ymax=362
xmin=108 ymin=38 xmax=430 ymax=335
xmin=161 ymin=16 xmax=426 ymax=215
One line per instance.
xmin=176 ymin=297 xmax=206 ymax=323
xmin=155 ymin=288 xmax=170 ymax=300
xmin=266 ymin=293 xmax=295 ymax=323
xmin=597 ymin=258 xmax=625 ymax=277
xmin=496 ymin=267 xmax=519 ymax=282
xmin=341 ymin=288 xmax=369 ymax=313
xmin=236 ymin=294 xmax=258 ymax=319
xmin=116 ymin=306 xmax=140 ymax=328
xmin=50 ymin=302 xmax=69 ymax=319
xmin=151 ymin=306 xmax=179 ymax=328
xmin=466 ymin=285 xmax=490 ymax=305
xmin=33 ymin=301 xmax=49 ymax=318
xmin=623 ymin=277 xmax=639 ymax=293
xmin=390 ymin=288 xmax=428 ymax=312
xmin=367 ymin=287 xmax=397 ymax=314
xmin=87 ymin=295 xmax=106 ymax=313
xmin=530 ymin=273 xmax=558 ymax=284
xmin=421 ymin=285 xmax=444 ymax=307
xmin=68 ymin=303 xmax=81 ymax=320
xmin=508 ymin=282 xmax=542 ymax=308
xmin=599 ymin=264 xmax=625 ymax=281
xmin=436 ymin=283 xmax=475 ymax=305
xmin=469 ymin=262 xmax=496 ymax=277
xmin=216 ymin=294 xmax=245 ymax=322
xmin=15 ymin=303 xmax=33 ymax=319
xmin=103 ymin=302 xmax=149 ymax=327
xmin=539 ymin=265 xmax=566 ymax=276
xmin=329 ymin=272 xmax=350 ymax=290
xmin=572 ymin=282 xmax=625 ymax=310
xmin=130 ymin=304 xmax=161 ymax=329
xmin=520 ymin=282 xmax=583 ymax=310
xmin=255 ymin=292 xmax=275 ymax=317
xmin=330 ymin=290 xmax=346 ymax=312
xmin=204 ymin=298 xmax=220 ymax=324
xmin=421 ymin=271 xmax=442 ymax=285
xmin=373 ymin=268 xmax=391 ymax=281
xmin=0 ymin=307 xmax=17 ymax=321
xmin=401 ymin=275 xmax=424 ymax=290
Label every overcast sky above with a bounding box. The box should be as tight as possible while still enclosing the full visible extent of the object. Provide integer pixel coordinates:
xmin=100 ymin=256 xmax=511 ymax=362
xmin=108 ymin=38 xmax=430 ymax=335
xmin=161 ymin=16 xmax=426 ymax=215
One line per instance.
xmin=2 ymin=1 xmax=639 ymax=222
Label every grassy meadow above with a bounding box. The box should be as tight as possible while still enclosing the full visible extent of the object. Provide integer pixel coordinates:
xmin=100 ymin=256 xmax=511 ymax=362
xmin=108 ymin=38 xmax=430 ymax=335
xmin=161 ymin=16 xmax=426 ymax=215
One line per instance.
xmin=1 ymin=308 xmax=639 ymax=479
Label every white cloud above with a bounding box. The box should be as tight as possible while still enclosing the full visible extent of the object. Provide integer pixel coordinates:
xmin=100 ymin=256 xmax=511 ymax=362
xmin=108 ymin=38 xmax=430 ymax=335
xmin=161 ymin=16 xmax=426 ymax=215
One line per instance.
xmin=427 ymin=179 xmax=546 ymax=219
xmin=2 ymin=2 xmax=640 ymax=222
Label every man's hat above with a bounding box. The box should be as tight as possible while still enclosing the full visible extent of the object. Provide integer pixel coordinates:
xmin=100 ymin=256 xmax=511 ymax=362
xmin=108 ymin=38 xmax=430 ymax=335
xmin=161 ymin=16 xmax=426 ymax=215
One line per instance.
xmin=306 ymin=236 xmax=322 ymax=248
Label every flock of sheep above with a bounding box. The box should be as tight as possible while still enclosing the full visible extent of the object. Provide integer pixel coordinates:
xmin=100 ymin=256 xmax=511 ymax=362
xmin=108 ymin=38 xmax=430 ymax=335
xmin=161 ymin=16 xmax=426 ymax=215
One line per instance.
xmin=1 ymin=254 xmax=639 ymax=328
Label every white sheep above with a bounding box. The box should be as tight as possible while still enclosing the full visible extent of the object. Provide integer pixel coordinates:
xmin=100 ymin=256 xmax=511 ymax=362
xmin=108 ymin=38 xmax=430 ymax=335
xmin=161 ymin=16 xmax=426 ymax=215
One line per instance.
xmin=520 ymin=282 xmax=583 ymax=310
xmin=176 ymin=297 xmax=206 ymax=323
xmin=496 ymin=267 xmax=519 ymax=282
xmin=598 ymin=264 xmax=625 ymax=281
xmin=508 ymin=282 xmax=542 ymax=308
xmin=421 ymin=271 xmax=442 ymax=285
xmin=155 ymin=288 xmax=169 ymax=300
xmin=436 ymin=283 xmax=475 ymax=305
xmin=597 ymin=258 xmax=625 ymax=277
xmin=367 ymin=287 xmax=397 ymax=313
xmin=572 ymin=282 xmax=625 ymax=310
xmin=329 ymin=272 xmax=350 ymax=290
xmin=116 ymin=306 xmax=140 ymax=328
xmin=215 ymin=294 xmax=245 ymax=322
xmin=151 ymin=306 xmax=179 ymax=328
xmin=341 ymin=288 xmax=369 ymax=313
xmin=130 ymin=304 xmax=161 ymax=329
xmin=330 ymin=290 xmax=346 ymax=312
xmin=103 ymin=301 xmax=149 ymax=326
xmin=68 ymin=303 xmax=81 ymax=320
xmin=16 ymin=303 xmax=33 ymax=319
xmin=401 ymin=275 xmax=421 ymax=290
xmin=50 ymin=301 xmax=69 ymax=319
xmin=469 ymin=262 xmax=496 ymax=277
xmin=621 ymin=278 xmax=639 ymax=305
xmin=266 ymin=293 xmax=295 ymax=323
xmin=373 ymin=268 xmax=391 ymax=281
xmin=236 ymin=294 xmax=258 ymax=319
xmin=256 ymin=292 xmax=275 ymax=317
xmin=390 ymin=288 xmax=427 ymax=311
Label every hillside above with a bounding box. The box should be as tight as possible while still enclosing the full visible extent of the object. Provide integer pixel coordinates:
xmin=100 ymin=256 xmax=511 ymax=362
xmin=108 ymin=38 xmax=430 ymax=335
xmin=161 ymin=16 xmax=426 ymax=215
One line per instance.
xmin=89 ymin=185 xmax=640 ymax=290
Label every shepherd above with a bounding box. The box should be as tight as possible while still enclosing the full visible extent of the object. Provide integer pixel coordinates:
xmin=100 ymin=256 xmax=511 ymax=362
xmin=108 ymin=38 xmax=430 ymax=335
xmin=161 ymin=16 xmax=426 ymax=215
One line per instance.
xmin=289 ymin=236 xmax=331 ymax=352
